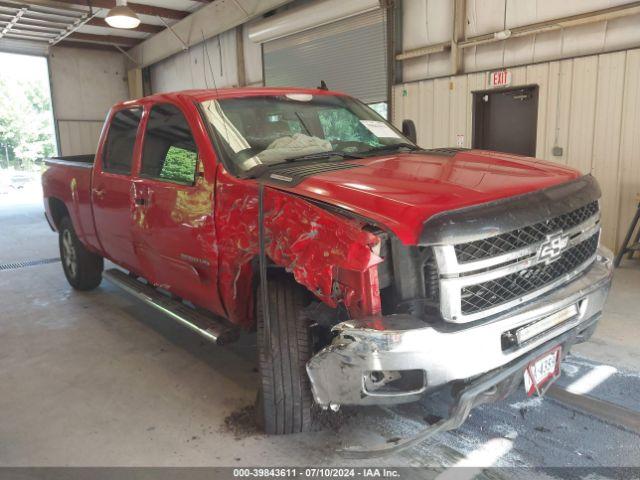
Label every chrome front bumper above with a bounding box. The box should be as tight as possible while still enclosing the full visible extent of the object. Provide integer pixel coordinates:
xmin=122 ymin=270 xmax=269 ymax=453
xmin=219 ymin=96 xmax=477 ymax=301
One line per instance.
xmin=306 ymin=248 xmax=614 ymax=408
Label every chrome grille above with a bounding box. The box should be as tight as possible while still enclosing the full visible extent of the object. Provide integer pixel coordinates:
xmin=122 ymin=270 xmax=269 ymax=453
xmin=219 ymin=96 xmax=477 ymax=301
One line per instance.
xmin=433 ymin=199 xmax=601 ymax=323
xmin=460 ymin=232 xmax=599 ymax=315
xmin=454 ymin=201 xmax=599 ymax=263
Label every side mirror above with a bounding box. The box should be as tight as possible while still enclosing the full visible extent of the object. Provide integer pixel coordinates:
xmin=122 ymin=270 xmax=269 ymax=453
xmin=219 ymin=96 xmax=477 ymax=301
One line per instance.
xmin=402 ymin=120 xmax=417 ymax=144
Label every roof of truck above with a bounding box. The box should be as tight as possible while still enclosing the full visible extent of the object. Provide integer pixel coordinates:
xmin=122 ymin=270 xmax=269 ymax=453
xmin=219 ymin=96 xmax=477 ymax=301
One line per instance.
xmin=118 ymin=87 xmax=348 ymax=109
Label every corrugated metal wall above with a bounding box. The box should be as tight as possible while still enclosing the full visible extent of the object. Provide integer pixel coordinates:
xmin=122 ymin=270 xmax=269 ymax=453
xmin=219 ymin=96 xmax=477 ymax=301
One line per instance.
xmin=149 ymin=29 xmax=240 ymax=93
xmin=149 ymin=23 xmax=263 ymax=93
xmin=392 ymin=47 xmax=640 ymax=252
xmin=402 ymin=0 xmax=640 ymax=82
xmin=49 ymin=46 xmax=128 ymax=156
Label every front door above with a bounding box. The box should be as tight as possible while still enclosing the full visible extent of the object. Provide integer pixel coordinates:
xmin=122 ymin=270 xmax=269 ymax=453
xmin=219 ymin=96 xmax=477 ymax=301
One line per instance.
xmin=131 ymin=102 xmax=222 ymax=315
xmin=92 ymin=107 xmax=143 ymax=273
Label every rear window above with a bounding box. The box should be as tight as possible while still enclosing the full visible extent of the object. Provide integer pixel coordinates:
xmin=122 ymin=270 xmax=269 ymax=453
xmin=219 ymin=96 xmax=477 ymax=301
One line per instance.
xmin=102 ymin=108 xmax=143 ymax=174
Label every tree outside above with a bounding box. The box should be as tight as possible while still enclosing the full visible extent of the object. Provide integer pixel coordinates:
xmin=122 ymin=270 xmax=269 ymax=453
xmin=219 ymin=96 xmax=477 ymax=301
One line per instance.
xmin=0 ymin=53 xmax=57 ymax=172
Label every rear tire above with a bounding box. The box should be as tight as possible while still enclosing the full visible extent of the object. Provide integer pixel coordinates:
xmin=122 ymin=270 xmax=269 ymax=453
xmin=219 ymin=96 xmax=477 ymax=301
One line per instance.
xmin=257 ymin=273 xmax=314 ymax=434
xmin=59 ymin=216 xmax=103 ymax=291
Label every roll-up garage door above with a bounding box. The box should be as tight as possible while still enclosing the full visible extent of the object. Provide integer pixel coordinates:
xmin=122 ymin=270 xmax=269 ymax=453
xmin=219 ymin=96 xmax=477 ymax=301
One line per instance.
xmin=263 ymin=9 xmax=388 ymax=104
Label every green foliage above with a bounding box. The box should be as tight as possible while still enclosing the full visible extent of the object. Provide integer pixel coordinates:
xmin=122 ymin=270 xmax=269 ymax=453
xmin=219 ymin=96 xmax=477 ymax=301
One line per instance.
xmin=0 ymin=55 xmax=56 ymax=171
xmin=160 ymin=146 xmax=197 ymax=184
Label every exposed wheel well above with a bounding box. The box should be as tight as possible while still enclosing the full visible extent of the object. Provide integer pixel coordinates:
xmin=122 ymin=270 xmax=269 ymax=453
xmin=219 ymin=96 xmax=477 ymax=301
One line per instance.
xmin=48 ymin=198 xmax=69 ymax=229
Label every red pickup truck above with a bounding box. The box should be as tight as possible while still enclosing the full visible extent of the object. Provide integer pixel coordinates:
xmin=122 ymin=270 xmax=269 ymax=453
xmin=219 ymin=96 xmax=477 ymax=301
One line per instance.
xmin=43 ymin=87 xmax=613 ymax=455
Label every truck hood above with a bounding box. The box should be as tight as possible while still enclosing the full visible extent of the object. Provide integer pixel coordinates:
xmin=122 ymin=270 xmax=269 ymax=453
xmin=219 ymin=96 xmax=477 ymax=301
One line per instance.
xmin=281 ymin=149 xmax=582 ymax=244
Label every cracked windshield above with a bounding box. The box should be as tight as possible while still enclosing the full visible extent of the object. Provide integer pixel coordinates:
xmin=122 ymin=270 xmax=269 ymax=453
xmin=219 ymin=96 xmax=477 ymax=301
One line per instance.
xmin=200 ymin=94 xmax=414 ymax=174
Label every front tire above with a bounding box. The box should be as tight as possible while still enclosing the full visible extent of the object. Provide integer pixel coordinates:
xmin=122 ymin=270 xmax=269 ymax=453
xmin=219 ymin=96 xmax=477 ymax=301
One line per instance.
xmin=257 ymin=273 xmax=314 ymax=434
xmin=59 ymin=216 xmax=103 ymax=291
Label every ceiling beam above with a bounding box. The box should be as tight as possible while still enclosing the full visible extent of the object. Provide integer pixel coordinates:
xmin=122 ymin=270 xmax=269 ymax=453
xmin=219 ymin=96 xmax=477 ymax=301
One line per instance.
xmin=127 ymin=0 xmax=292 ymax=68
xmin=0 ymin=6 xmax=25 ymax=38
xmin=0 ymin=19 xmax=61 ymax=31
xmin=0 ymin=0 xmax=86 ymax=14
xmin=52 ymin=0 xmax=189 ymax=20
xmin=56 ymin=38 xmax=118 ymax=50
xmin=0 ymin=13 xmax=68 ymax=28
xmin=5 ymin=33 xmax=49 ymax=41
xmin=10 ymin=26 xmax=56 ymax=36
xmin=86 ymin=16 xmax=160 ymax=34
xmin=67 ymin=31 xmax=140 ymax=46
xmin=21 ymin=12 xmax=77 ymax=24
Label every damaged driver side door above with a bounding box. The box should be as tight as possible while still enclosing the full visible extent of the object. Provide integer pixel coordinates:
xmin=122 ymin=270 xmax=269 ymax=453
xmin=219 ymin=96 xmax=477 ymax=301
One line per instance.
xmin=131 ymin=101 xmax=223 ymax=316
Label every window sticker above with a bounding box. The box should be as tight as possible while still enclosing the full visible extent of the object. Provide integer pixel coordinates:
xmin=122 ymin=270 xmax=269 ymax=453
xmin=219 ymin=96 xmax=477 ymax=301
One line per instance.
xmin=359 ymin=120 xmax=401 ymax=138
xmin=285 ymin=93 xmax=313 ymax=102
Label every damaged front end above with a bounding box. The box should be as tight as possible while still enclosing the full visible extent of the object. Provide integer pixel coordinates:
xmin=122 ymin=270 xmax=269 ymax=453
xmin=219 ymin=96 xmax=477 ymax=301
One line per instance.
xmin=305 ymin=177 xmax=614 ymax=455
xmin=307 ymin=248 xmax=611 ymax=409
xmin=307 ymin=176 xmax=611 ymax=407
xmin=306 ymin=249 xmax=612 ymax=457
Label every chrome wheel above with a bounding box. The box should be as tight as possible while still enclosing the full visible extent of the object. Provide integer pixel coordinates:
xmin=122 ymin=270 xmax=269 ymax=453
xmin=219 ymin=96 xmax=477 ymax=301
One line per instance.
xmin=62 ymin=229 xmax=77 ymax=279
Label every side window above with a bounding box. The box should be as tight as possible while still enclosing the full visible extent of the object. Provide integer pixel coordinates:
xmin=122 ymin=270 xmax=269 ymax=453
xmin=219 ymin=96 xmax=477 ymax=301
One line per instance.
xmin=141 ymin=104 xmax=198 ymax=185
xmin=102 ymin=108 xmax=142 ymax=174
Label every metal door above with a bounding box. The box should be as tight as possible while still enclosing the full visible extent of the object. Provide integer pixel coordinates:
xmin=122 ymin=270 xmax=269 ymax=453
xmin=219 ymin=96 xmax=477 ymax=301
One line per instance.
xmin=473 ymin=86 xmax=539 ymax=157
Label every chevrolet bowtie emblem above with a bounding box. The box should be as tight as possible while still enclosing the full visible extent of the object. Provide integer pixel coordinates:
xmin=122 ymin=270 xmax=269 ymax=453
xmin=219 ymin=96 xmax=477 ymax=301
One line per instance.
xmin=538 ymin=231 xmax=569 ymax=264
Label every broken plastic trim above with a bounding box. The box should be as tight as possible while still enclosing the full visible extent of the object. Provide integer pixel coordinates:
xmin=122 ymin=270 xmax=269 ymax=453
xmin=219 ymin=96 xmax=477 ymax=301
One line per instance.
xmin=339 ymin=319 xmax=595 ymax=458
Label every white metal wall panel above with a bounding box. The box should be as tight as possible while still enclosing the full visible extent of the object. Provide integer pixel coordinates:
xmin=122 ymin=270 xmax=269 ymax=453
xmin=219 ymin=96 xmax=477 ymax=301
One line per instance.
xmin=567 ymin=56 xmax=598 ymax=175
xmin=48 ymin=46 xmax=128 ymax=156
xmin=57 ymin=121 xmax=104 ymax=157
xmin=466 ymin=0 xmax=505 ymax=36
xmin=591 ymin=51 xmax=626 ymax=248
xmin=49 ymin=46 xmax=128 ymax=122
xmin=392 ymin=48 xmax=640 ymax=251
xmin=617 ymin=49 xmax=640 ymax=253
xmin=467 ymin=0 xmax=636 ymax=33
xmin=150 ymin=30 xmax=238 ymax=93
xmin=504 ymin=0 xmax=634 ymax=28
xmin=263 ymin=9 xmax=388 ymax=103
xmin=543 ymin=60 xmax=573 ymax=163
xmin=402 ymin=0 xmax=452 ymax=49
xmin=403 ymin=0 xmax=640 ymax=82
xmin=402 ymin=0 xmax=452 ymax=82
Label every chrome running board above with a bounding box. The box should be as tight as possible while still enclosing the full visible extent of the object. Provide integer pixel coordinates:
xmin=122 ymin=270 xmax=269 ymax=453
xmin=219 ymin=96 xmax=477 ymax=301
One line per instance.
xmin=104 ymin=268 xmax=239 ymax=345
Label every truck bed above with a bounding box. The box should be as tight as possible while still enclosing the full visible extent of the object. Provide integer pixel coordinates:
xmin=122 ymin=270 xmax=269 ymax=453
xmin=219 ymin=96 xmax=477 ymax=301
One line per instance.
xmin=42 ymin=154 xmax=100 ymax=251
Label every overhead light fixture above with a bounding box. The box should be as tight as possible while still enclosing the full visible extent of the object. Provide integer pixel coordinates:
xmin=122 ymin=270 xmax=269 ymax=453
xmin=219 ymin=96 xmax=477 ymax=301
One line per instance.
xmin=105 ymin=0 xmax=140 ymax=29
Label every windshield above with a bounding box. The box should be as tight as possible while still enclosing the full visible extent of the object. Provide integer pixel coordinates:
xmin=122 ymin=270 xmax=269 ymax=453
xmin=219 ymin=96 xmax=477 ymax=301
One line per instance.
xmin=199 ymin=94 xmax=415 ymax=173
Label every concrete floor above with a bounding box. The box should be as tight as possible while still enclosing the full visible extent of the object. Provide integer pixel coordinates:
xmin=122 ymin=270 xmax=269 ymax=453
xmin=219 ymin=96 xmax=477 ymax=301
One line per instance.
xmin=1 ymin=187 xmax=639 ymax=471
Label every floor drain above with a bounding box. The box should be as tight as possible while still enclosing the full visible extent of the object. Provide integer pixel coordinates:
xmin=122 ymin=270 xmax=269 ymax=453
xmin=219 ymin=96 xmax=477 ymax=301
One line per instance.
xmin=0 ymin=258 xmax=61 ymax=271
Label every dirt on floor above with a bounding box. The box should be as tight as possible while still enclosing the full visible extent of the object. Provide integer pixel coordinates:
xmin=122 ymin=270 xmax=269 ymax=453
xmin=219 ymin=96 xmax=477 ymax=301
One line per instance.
xmin=221 ymin=404 xmax=260 ymax=439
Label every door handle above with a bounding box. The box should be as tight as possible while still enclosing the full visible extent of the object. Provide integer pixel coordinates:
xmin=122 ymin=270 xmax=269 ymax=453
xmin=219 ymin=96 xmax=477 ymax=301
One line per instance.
xmin=92 ymin=188 xmax=106 ymax=199
xmin=134 ymin=197 xmax=146 ymax=206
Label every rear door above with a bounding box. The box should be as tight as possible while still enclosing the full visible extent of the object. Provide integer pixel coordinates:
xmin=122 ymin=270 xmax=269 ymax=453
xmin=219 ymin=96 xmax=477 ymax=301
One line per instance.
xmin=131 ymin=102 xmax=222 ymax=315
xmin=92 ymin=107 xmax=143 ymax=273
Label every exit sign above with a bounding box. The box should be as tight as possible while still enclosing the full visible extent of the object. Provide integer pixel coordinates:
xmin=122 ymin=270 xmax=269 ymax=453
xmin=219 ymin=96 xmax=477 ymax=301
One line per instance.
xmin=489 ymin=69 xmax=512 ymax=87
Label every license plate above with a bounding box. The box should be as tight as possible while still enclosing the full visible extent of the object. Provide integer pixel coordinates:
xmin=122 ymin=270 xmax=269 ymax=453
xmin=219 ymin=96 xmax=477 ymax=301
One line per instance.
xmin=524 ymin=346 xmax=561 ymax=396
